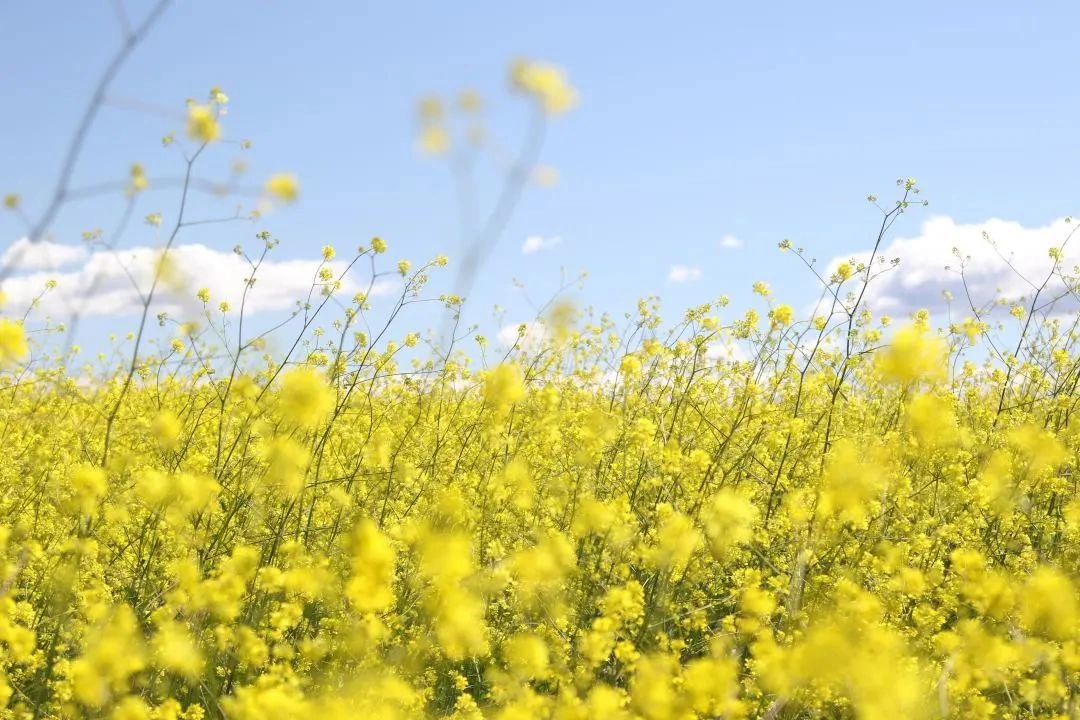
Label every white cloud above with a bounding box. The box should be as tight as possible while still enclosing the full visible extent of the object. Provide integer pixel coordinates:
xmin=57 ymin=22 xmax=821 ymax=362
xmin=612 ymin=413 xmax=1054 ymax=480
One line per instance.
xmin=521 ymin=235 xmax=562 ymax=255
xmin=668 ymin=265 xmax=701 ymax=283
xmin=706 ymin=341 xmax=748 ymax=363
xmin=720 ymin=234 xmax=743 ymax=249
xmin=0 ymin=242 xmax=398 ymax=319
xmin=2 ymin=237 xmax=87 ymax=270
xmin=497 ymin=320 xmax=547 ymax=351
xmin=827 ymin=216 xmax=1079 ymax=316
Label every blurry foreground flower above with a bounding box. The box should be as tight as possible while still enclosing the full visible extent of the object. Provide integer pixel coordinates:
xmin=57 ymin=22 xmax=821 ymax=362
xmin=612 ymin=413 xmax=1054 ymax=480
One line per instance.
xmin=457 ymin=90 xmax=482 ymax=112
xmin=129 ymin=163 xmax=149 ymax=193
xmin=278 ymin=367 xmax=334 ymax=429
xmin=876 ymin=323 xmax=947 ymax=385
xmin=186 ymin=105 xmax=220 ymax=143
xmin=417 ymin=125 xmax=450 ymax=155
xmin=533 ymin=165 xmax=559 ymax=187
xmin=265 ymin=173 xmax=300 ymax=203
xmin=417 ymin=96 xmax=444 ymax=123
xmin=0 ymin=319 xmax=29 ymax=364
xmin=510 ymin=59 xmax=577 ymax=115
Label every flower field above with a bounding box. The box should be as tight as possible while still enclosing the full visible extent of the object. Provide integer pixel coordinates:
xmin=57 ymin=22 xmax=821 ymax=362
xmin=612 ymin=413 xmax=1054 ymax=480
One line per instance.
xmin=2 ymin=238 xmax=1080 ymax=719
xmin=3 ymin=10 xmax=1080 ymax=717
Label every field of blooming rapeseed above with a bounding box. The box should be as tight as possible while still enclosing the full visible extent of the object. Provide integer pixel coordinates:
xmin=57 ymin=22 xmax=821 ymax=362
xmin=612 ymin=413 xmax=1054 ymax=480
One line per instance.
xmin=2 ymin=220 xmax=1080 ymax=720
xmin=3 ymin=22 xmax=1080 ymax=720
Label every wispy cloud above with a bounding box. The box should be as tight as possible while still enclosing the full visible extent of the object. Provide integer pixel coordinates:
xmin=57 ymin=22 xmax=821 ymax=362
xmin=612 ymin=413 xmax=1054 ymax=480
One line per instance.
xmin=668 ymin=264 xmax=701 ymax=283
xmin=2 ymin=237 xmax=88 ymax=271
xmin=0 ymin=241 xmax=398 ymax=319
xmin=720 ymin=234 xmax=743 ymax=249
xmin=521 ymin=235 xmax=562 ymax=255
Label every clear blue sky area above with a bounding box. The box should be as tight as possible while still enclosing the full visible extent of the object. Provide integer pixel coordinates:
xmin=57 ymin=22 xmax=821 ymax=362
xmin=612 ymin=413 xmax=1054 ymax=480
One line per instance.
xmin=2 ymin=1 xmax=1078 ymax=352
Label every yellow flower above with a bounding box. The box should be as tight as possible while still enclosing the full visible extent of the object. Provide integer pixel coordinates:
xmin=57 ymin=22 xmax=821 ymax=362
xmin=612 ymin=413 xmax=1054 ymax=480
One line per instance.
xmin=483 ymin=363 xmax=525 ymax=409
xmin=701 ymin=489 xmax=759 ymax=560
xmin=69 ymin=605 xmax=146 ymax=708
xmin=346 ymin=519 xmax=397 ymax=613
xmin=68 ymin=464 xmax=108 ymax=516
xmin=630 ymin=653 xmax=680 ymax=720
xmin=129 ymin=163 xmax=149 ymax=193
xmin=510 ymin=59 xmax=578 ymax=115
xmin=278 ymin=367 xmax=334 ymax=429
xmin=544 ymin=298 xmax=576 ymax=343
xmin=157 ymin=254 xmax=186 ymax=295
xmin=876 ymin=323 xmax=947 ymax=385
xmin=0 ymin=319 xmax=29 ymax=364
xmin=817 ymin=439 xmax=885 ymax=527
xmin=457 ymin=90 xmax=483 ymax=113
xmin=571 ymin=496 xmax=617 ymax=538
xmin=1064 ymin=497 xmax=1080 ymax=535
xmin=265 ymin=173 xmax=300 ymax=203
xmin=683 ymin=654 xmax=739 ymax=717
xmin=3 ymin=193 xmax=19 ymax=210
xmin=533 ymin=165 xmax=559 ymax=187
xmin=645 ymin=509 xmax=700 ymax=572
xmin=371 ymin=236 xmax=388 ymax=254
xmin=150 ymin=410 xmax=182 ymax=450
xmin=417 ymin=95 xmax=444 ymax=123
xmin=186 ymin=104 xmax=220 ymax=142
xmin=508 ymin=530 xmax=575 ymax=604
xmin=770 ymin=303 xmax=794 ymax=327
xmin=417 ymin=125 xmax=450 ymax=155
xmin=153 ymin=620 xmax=204 ymax=679
xmin=263 ymin=436 xmax=309 ymax=498
xmin=1019 ymin=567 xmax=1079 ymax=641
xmin=955 ymin=316 xmax=986 ymax=345
xmin=430 ymin=585 xmax=490 ymax=660
xmin=503 ymin=633 xmax=549 ymax=680
xmin=906 ymin=393 xmax=959 ymax=447
xmin=111 ymin=696 xmax=152 ymax=720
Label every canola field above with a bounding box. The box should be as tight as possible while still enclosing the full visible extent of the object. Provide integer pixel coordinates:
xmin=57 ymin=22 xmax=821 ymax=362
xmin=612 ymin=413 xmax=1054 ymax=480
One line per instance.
xmin=2 ymin=34 xmax=1079 ymax=720
xmin=1 ymin=247 xmax=1080 ymax=720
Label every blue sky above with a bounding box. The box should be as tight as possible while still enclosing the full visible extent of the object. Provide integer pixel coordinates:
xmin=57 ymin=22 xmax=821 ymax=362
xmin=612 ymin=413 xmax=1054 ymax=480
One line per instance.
xmin=2 ymin=1 xmax=1079 ymax=357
